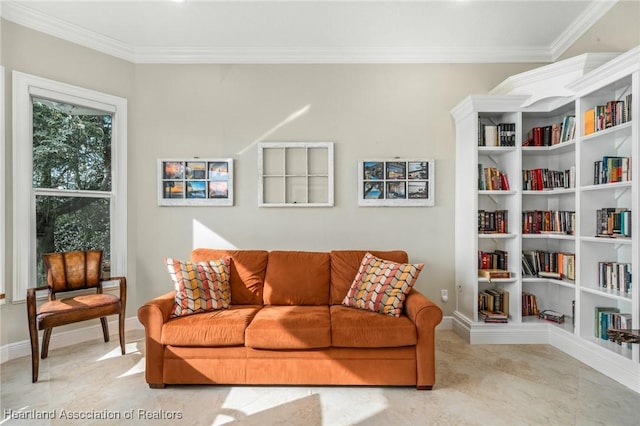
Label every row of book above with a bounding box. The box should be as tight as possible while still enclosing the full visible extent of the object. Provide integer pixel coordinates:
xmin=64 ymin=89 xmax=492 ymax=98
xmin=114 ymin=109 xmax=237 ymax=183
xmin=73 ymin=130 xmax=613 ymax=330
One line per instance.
xmin=522 ymin=250 xmax=575 ymax=280
xmin=523 ymin=115 xmax=576 ymax=147
xmin=478 ymin=165 xmax=510 ymax=190
xmin=522 ymin=292 xmax=539 ymax=316
xmin=478 ymin=209 xmax=508 ymax=234
xmin=584 ymin=95 xmax=632 ymax=135
xmin=593 ymin=156 xmax=631 ymax=184
xmin=522 ymin=210 xmax=575 ymax=235
xmin=598 ymin=261 xmax=632 ymax=294
xmin=522 ymin=167 xmax=576 ymax=190
xmin=478 ymin=250 xmax=509 ymax=271
xmin=595 ymin=307 xmax=631 ymax=342
xmin=478 ymin=288 xmax=509 ymax=323
xmin=596 ymin=208 xmax=632 ymax=238
xmin=478 ymin=122 xmax=516 ymax=146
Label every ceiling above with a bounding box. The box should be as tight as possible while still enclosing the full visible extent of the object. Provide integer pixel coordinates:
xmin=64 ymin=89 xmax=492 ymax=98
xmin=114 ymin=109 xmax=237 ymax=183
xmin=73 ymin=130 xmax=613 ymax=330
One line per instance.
xmin=0 ymin=0 xmax=621 ymax=64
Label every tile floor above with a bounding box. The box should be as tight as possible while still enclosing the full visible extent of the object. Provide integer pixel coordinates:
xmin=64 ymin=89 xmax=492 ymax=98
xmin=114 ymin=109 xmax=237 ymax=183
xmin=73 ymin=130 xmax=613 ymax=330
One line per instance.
xmin=1 ymin=329 xmax=639 ymax=425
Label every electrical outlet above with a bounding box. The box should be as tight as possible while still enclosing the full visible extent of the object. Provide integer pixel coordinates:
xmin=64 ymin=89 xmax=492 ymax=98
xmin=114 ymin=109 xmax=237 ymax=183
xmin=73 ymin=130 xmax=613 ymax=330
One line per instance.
xmin=440 ymin=289 xmax=449 ymax=302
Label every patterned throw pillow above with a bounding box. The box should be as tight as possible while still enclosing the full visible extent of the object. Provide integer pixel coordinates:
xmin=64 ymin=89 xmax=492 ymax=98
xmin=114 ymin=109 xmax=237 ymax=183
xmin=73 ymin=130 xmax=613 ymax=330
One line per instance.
xmin=165 ymin=257 xmax=231 ymax=317
xmin=342 ymin=252 xmax=423 ymax=317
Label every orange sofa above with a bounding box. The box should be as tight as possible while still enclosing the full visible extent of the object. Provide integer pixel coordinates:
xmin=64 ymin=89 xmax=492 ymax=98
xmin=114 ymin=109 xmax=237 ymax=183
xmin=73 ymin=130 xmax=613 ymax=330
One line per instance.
xmin=137 ymin=249 xmax=443 ymax=389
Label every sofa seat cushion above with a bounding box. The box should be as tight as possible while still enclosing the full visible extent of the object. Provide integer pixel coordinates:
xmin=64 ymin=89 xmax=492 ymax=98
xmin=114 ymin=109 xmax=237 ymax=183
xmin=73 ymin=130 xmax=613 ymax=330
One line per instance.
xmin=330 ymin=305 xmax=417 ymax=348
xmin=161 ymin=305 xmax=262 ymax=347
xmin=245 ymin=305 xmax=331 ymax=349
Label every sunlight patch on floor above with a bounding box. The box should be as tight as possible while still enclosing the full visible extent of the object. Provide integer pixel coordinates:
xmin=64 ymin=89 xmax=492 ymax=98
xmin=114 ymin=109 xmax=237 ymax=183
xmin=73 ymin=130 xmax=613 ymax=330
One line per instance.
xmin=211 ymin=386 xmax=389 ymax=425
xmin=117 ymin=358 xmax=146 ymax=378
xmin=96 ymin=341 xmax=141 ymax=361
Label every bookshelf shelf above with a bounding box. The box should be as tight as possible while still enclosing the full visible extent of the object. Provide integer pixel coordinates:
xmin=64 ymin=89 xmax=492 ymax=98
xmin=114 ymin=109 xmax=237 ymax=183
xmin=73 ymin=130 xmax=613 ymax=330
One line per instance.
xmin=478 ymin=277 xmax=517 ymax=284
xmin=582 ymin=121 xmax=632 ymax=142
xmin=581 ymin=286 xmax=633 ymax=302
xmin=581 ymin=236 xmax=632 ymax=245
xmin=580 ymin=181 xmax=632 ymax=192
xmin=452 ymin=46 xmax=639 ymax=393
xmin=522 ymin=188 xmax=575 ymax=196
xmin=523 ymin=276 xmax=576 ymax=289
xmin=478 ymin=233 xmax=517 ymax=239
xmin=522 ymin=234 xmax=575 ymax=241
xmin=522 ymin=140 xmax=576 ymax=155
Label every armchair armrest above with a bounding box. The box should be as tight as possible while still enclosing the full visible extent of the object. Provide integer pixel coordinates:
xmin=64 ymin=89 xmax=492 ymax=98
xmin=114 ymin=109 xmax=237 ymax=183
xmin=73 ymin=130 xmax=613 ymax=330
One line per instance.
xmin=404 ymin=289 xmax=443 ymax=390
xmin=137 ymin=291 xmax=175 ymax=387
xmin=26 ymin=286 xmax=49 ymax=299
xmin=102 ymin=276 xmax=127 ymax=312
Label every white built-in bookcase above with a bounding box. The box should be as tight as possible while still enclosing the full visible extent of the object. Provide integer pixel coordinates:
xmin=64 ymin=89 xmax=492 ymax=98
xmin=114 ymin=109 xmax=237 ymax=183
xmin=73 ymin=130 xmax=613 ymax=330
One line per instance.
xmin=451 ymin=47 xmax=639 ymax=393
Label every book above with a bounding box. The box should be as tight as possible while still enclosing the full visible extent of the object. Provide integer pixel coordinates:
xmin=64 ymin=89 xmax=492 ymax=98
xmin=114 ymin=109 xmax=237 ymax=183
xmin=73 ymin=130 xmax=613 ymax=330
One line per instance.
xmin=537 ymin=271 xmax=561 ymax=279
xmin=584 ymin=108 xmax=595 ymax=135
xmin=483 ymin=125 xmax=498 ymax=146
xmin=539 ymin=309 xmax=565 ymax=324
xmin=478 ymin=269 xmax=511 ymax=280
xmin=479 ymin=310 xmax=508 ymax=323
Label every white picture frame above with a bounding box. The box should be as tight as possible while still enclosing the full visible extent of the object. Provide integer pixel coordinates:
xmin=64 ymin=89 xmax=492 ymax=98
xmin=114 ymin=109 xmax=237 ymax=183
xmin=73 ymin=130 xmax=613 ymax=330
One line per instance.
xmin=157 ymin=158 xmax=233 ymax=206
xmin=258 ymin=142 xmax=334 ymax=207
xmin=358 ymin=159 xmax=434 ymax=207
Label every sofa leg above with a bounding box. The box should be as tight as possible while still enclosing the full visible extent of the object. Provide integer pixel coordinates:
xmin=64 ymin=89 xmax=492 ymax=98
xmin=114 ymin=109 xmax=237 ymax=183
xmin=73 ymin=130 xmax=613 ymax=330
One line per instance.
xmin=416 ymin=385 xmax=433 ymax=390
xmin=148 ymin=383 xmax=166 ymax=389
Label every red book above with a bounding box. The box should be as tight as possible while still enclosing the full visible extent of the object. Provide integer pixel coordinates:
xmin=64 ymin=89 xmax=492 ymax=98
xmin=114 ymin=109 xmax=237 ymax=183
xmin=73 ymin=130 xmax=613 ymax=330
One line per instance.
xmin=533 ymin=127 xmax=543 ymax=146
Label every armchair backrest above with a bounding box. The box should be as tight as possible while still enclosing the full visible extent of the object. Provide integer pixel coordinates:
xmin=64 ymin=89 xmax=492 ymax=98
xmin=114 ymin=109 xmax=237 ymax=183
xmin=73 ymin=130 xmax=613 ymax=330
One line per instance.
xmin=43 ymin=250 xmax=104 ymax=294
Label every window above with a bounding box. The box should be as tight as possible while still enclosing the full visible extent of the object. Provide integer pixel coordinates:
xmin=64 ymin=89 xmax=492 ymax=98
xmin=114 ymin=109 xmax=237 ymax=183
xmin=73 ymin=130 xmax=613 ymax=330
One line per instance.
xmin=0 ymin=66 xmax=5 ymax=303
xmin=13 ymin=72 xmax=127 ymax=302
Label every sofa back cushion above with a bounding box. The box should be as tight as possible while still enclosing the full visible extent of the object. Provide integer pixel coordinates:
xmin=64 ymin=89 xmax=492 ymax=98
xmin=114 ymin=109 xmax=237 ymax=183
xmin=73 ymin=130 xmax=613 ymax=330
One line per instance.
xmin=329 ymin=250 xmax=409 ymax=305
xmin=263 ymin=251 xmax=330 ymax=305
xmin=190 ymin=249 xmax=268 ymax=305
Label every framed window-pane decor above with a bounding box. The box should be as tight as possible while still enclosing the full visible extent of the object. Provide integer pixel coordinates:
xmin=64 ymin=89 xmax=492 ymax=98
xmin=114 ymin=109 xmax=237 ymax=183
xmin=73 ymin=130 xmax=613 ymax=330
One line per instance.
xmin=358 ymin=159 xmax=434 ymax=206
xmin=258 ymin=142 xmax=334 ymax=207
xmin=158 ymin=158 xmax=233 ymax=206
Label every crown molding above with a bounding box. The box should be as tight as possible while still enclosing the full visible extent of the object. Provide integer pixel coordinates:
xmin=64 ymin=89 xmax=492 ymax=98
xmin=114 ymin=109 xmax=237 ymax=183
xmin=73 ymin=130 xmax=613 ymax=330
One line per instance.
xmin=133 ymin=45 xmax=554 ymax=64
xmin=1 ymin=1 xmax=136 ymax=62
xmin=550 ymin=0 xmax=618 ymax=60
xmin=0 ymin=1 xmax=617 ymax=64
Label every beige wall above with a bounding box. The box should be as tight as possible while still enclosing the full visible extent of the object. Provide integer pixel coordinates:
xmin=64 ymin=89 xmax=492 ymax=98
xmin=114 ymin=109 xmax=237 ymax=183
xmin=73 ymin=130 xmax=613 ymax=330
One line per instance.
xmin=0 ymin=20 xmax=136 ymax=345
xmin=2 ymin=1 xmax=639 ymax=347
xmin=131 ymin=61 xmax=533 ymax=317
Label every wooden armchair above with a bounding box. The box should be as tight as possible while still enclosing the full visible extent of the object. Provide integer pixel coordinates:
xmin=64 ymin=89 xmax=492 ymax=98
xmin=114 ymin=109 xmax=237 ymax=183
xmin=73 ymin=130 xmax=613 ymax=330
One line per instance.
xmin=27 ymin=250 xmax=126 ymax=382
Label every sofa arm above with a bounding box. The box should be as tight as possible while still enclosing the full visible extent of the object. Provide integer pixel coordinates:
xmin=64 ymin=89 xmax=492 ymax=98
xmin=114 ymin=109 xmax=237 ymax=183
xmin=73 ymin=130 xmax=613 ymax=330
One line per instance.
xmin=137 ymin=291 xmax=175 ymax=388
xmin=404 ymin=289 xmax=443 ymax=390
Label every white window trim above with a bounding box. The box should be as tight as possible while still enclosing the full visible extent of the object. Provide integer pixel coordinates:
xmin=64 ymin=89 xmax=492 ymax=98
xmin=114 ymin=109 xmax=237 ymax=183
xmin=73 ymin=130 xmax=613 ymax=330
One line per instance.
xmin=12 ymin=71 xmax=127 ymax=303
xmin=0 ymin=66 xmax=5 ymax=305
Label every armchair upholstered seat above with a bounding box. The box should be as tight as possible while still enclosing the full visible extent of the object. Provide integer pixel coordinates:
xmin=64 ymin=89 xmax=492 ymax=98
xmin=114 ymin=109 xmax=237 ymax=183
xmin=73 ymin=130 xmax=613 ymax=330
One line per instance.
xmin=27 ymin=250 xmax=127 ymax=382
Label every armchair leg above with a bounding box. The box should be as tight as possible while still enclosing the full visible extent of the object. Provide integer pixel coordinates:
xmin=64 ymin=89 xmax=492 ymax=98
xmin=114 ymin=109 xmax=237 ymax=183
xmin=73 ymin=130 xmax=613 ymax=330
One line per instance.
xmin=41 ymin=328 xmax=52 ymax=359
xmin=100 ymin=317 xmax=110 ymax=342
xmin=27 ymin=301 xmax=39 ymax=383
xmin=119 ymin=313 xmax=126 ymax=355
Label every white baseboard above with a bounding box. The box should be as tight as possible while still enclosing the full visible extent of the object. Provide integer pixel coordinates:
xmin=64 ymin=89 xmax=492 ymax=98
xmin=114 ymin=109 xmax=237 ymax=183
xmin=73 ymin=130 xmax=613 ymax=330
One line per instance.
xmin=0 ymin=316 xmax=143 ymax=364
xmin=436 ymin=315 xmax=454 ymax=330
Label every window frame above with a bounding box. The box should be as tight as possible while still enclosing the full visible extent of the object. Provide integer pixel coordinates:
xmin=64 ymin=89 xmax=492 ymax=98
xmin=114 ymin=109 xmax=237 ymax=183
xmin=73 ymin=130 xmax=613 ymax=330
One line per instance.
xmin=1 ymin=66 xmax=5 ymax=303
xmin=12 ymin=71 xmax=127 ymax=302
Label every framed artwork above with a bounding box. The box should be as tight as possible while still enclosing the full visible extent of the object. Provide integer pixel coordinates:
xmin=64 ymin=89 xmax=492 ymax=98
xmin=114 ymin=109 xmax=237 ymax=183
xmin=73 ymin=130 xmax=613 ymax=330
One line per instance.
xmin=358 ymin=159 xmax=434 ymax=206
xmin=257 ymin=142 xmax=334 ymax=207
xmin=157 ymin=158 xmax=233 ymax=206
